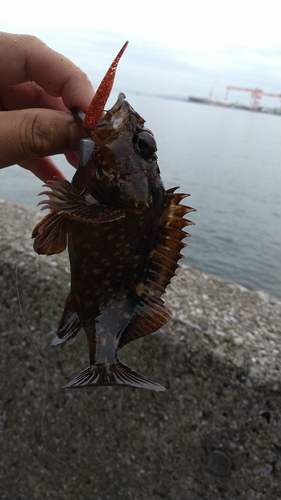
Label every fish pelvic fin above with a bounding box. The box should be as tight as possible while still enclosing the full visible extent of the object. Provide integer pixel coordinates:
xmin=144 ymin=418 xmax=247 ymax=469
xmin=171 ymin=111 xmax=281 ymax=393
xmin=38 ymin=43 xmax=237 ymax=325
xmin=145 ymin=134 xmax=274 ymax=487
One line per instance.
xmin=63 ymin=361 xmax=165 ymax=392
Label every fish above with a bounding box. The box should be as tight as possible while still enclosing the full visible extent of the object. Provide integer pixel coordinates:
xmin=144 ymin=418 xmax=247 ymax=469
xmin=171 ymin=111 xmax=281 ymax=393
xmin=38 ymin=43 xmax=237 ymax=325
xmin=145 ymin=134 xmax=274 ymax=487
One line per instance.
xmin=32 ymin=41 xmax=195 ymax=391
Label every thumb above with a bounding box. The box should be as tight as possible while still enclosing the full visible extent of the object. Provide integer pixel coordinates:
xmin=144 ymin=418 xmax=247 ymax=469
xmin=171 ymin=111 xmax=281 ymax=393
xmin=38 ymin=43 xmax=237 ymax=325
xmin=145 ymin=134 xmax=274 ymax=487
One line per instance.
xmin=0 ymin=109 xmax=83 ymax=168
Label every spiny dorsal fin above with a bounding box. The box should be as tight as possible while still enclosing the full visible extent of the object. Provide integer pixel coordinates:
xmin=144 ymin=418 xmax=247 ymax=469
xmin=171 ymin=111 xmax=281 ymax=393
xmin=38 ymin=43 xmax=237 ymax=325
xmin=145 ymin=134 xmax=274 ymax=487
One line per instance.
xmin=146 ymin=187 xmax=196 ymax=297
xmin=118 ymin=187 xmax=195 ymax=348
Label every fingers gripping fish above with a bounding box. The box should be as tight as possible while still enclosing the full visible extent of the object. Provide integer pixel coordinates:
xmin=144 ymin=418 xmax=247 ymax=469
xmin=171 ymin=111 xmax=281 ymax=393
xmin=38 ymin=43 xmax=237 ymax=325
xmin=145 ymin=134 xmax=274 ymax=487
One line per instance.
xmin=32 ymin=42 xmax=195 ymax=391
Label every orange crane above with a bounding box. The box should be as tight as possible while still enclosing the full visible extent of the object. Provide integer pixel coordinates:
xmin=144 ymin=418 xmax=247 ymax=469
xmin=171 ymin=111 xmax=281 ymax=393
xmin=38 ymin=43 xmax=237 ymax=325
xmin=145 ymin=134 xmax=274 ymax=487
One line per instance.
xmin=224 ymin=86 xmax=281 ymax=110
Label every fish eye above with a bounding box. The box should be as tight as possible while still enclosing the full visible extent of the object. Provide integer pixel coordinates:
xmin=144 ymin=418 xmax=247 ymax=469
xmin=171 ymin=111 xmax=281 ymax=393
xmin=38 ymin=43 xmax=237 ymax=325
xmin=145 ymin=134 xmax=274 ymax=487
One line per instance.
xmin=133 ymin=131 xmax=157 ymax=160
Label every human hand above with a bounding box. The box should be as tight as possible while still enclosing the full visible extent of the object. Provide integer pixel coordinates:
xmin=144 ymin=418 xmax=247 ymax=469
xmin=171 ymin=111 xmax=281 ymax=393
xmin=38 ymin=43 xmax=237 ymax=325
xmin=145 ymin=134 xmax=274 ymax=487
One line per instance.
xmin=0 ymin=32 xmax=94 ymax=182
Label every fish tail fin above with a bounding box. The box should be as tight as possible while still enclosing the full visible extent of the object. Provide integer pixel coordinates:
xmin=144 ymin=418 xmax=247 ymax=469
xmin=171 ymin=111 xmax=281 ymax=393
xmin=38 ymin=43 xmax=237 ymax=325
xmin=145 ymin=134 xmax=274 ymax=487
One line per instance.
xmin=63 ymin=361 xmax=165 ymax=392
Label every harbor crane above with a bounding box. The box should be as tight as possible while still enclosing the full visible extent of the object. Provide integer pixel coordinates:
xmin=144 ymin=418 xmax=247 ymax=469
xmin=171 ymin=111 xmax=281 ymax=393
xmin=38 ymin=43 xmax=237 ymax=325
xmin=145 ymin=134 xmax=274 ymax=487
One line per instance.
xmin=224 ymin=86 xmax=281 ymax=110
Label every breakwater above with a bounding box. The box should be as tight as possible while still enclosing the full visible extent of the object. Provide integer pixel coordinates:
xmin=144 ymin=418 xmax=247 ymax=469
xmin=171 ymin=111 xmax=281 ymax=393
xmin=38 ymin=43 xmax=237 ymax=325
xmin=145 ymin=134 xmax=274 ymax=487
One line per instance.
xmin=1 ymin=200 xmax=281 ymax=500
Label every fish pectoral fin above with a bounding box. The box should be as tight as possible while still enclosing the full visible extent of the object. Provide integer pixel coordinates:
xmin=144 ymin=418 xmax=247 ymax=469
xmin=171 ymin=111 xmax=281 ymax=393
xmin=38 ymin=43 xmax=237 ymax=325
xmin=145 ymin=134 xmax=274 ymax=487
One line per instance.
xmin=118 ymin=294 xmax=171 ymax=349
xmin=63 ymin=361 xmax=165 ymax=392
xmin=32 ymin=211 xmax=67 ymax=255
xmin=52 ymin=294 xmax=81 ymax=345
xmin=37 ymin=177 xmax=125 ymax=224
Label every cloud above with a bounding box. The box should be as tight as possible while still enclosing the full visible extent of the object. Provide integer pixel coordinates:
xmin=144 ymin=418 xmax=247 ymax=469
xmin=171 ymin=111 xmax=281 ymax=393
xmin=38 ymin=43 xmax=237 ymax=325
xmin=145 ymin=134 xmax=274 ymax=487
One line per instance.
xmin=1 ymin=1 xmax=280 ymax=103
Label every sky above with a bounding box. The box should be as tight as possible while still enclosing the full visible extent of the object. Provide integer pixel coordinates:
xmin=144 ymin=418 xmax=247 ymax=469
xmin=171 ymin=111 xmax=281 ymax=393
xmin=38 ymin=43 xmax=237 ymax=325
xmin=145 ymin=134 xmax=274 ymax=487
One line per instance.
xmin=2 ymin=0 xmax=281 ymax=106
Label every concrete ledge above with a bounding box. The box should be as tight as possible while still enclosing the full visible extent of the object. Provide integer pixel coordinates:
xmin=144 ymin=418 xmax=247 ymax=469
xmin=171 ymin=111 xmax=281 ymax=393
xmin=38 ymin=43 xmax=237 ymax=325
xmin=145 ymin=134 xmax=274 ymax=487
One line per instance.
xmin=1 ymin=200 xmax=281 ymax=500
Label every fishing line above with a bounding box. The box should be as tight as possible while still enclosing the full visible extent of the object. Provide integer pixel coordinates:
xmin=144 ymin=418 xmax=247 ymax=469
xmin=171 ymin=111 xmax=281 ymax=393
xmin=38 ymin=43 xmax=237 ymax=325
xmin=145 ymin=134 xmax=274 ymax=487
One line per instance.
xmin=16 ymin=209 xmax=69 ymax=487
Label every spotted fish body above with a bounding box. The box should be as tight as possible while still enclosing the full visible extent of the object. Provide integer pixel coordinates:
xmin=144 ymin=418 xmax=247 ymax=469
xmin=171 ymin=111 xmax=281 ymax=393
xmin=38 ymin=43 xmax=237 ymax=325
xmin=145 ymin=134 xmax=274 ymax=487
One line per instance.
xmin=32 ymin=42 xmax=195 ymax=391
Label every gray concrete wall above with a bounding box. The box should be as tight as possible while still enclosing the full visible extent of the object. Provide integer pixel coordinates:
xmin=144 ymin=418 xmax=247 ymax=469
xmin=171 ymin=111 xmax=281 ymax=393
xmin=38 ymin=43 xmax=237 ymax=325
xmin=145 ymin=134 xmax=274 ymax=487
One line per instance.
xmin=1 ymin=200 xmax=281 ymax=500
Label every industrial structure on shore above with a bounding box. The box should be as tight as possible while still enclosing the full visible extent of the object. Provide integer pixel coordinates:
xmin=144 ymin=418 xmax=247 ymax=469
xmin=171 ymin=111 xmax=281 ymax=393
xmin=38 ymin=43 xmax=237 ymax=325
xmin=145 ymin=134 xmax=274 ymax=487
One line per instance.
xmin=188 ymin=86 xmax=281 ymax=115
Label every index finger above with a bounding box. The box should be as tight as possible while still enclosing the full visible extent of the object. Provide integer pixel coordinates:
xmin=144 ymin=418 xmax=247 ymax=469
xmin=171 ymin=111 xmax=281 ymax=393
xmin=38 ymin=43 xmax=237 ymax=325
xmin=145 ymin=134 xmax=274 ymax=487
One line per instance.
xmin=0 ymin=32 xmax=94 ymax=112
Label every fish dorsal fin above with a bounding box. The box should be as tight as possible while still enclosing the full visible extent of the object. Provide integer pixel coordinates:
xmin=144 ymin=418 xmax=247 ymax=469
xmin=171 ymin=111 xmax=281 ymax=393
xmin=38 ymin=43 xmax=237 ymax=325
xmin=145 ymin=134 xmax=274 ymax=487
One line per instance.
xmin=145 ymin=187 xmax=196 ymax=297
xmin=118 ymin=292 xmax=171 ymax=349
xmin=118 ymin=188 xmax=196 ymax=348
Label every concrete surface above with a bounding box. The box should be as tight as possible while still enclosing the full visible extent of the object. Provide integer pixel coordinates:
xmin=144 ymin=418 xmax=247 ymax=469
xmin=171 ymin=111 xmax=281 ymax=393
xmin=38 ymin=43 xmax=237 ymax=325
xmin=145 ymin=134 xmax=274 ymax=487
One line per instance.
xmin=1 ymin=200 xmax=281 ymax=500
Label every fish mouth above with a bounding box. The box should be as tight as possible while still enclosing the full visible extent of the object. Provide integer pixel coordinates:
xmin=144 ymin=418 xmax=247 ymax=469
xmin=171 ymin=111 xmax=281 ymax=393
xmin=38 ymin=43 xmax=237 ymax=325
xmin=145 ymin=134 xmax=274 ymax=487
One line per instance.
xmin=92 ymin=93 xmax=130 ymax=142
xmin=106 ymin=92 xmax=127 ymax=120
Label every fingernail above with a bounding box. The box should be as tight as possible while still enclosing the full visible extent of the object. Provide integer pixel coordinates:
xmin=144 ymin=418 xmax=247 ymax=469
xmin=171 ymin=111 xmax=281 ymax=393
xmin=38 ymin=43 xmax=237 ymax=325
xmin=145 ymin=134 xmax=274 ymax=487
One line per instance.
xmin=67 ymin=118 xmax=84 ymax=149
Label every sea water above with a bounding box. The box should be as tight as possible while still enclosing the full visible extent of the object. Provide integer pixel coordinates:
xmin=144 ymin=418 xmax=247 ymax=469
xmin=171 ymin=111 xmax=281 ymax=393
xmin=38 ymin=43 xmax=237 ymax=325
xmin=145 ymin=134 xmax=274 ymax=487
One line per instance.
xmin=0 ymin=95 xmax=280 ymax=299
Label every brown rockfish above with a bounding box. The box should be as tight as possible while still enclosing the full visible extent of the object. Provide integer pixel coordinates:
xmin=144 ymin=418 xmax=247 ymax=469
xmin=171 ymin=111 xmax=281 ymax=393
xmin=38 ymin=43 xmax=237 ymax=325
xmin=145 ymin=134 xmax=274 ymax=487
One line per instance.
xmin=32 ymin=42 xmax=195 ymax=391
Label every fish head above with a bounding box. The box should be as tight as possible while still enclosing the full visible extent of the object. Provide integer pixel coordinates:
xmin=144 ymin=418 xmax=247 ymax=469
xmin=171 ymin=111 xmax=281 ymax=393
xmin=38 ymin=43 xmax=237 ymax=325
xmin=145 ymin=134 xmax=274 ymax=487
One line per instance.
xmin=84 ymin=92 xmax=162 ymax=209
xmin=73 ymin=41 xmax=163 ymax=209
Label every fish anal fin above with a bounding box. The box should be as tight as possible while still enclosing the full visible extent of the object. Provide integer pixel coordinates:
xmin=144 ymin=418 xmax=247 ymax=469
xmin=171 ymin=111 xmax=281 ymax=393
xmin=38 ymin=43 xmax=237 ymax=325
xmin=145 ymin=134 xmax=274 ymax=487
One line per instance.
xmin=51 ymin=294 xmax=81 ymax=345
xmin=63 ymin=361 xmax=165 ymax=392
xmin=32 ymin=211 xmax=67 ymax=255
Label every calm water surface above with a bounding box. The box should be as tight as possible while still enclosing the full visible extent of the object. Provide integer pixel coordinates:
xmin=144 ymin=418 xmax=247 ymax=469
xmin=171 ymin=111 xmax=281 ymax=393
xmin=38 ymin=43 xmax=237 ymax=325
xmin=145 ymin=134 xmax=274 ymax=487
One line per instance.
xmin=0 ymin=96 xmax=280 ymax=299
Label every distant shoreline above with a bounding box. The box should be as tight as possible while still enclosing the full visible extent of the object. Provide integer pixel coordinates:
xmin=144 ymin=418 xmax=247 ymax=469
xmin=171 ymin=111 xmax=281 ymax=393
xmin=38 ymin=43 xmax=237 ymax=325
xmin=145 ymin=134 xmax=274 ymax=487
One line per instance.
xmin=119 ymin=89 xmax=281 ymax=115
xmin=187 ymin=96 xmax=281 ymax=116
